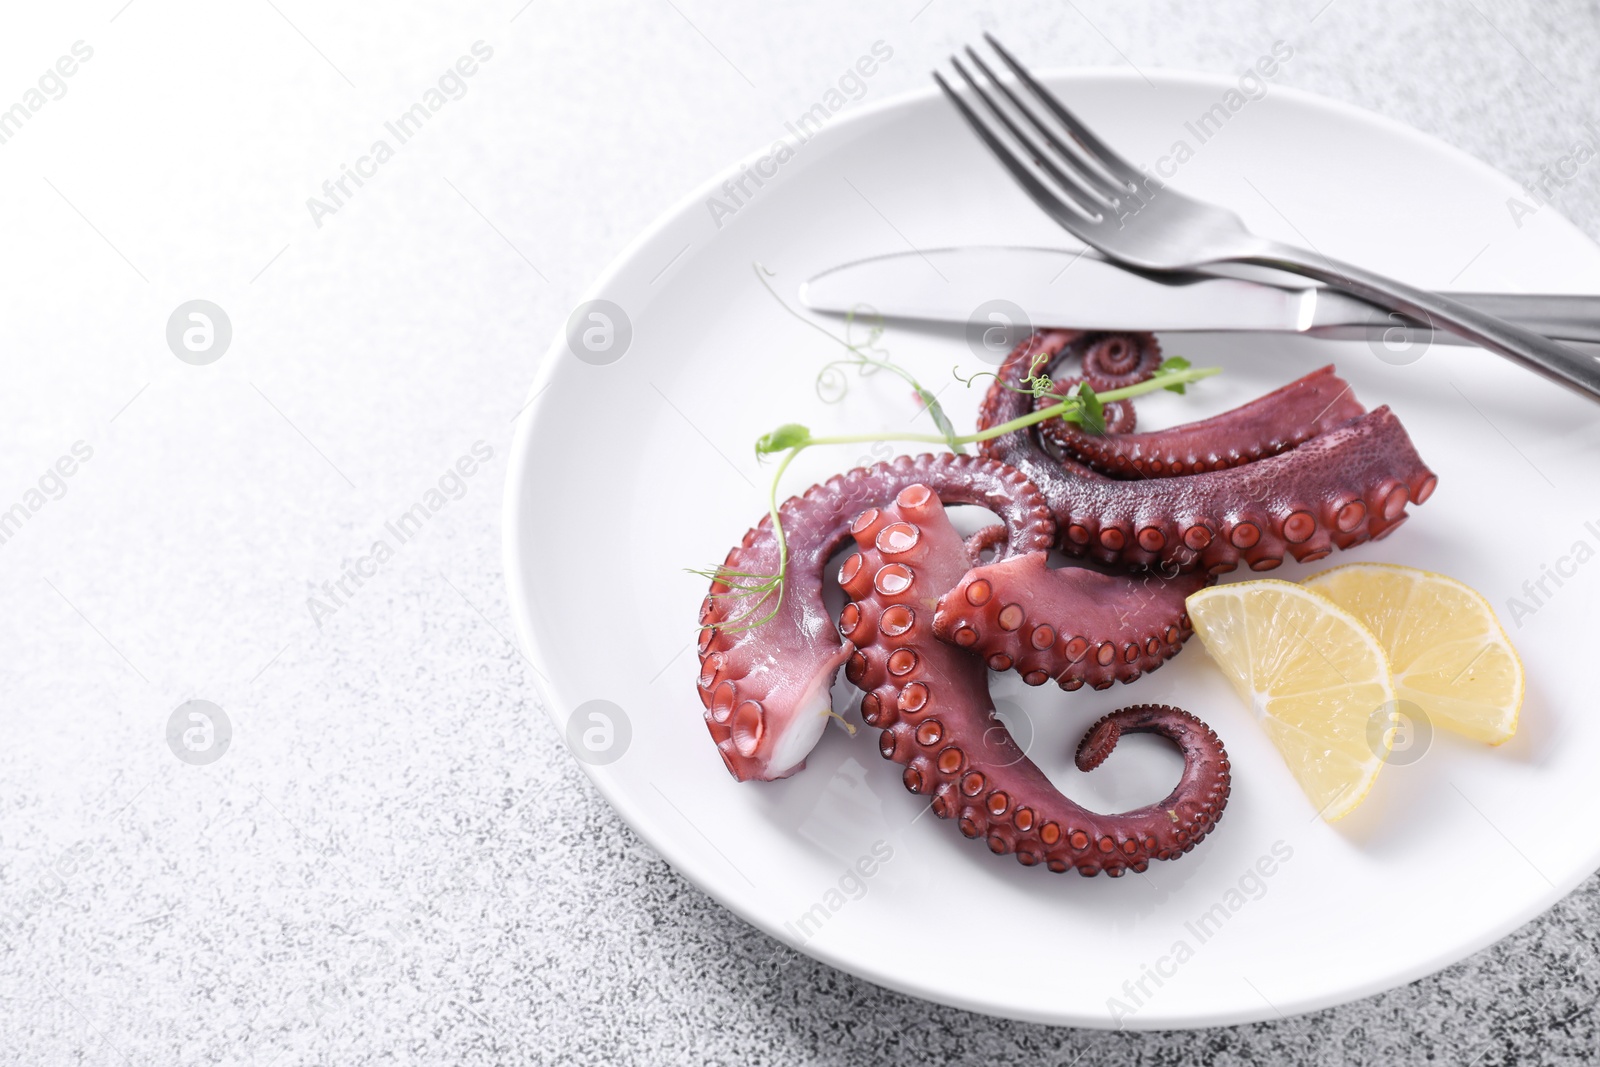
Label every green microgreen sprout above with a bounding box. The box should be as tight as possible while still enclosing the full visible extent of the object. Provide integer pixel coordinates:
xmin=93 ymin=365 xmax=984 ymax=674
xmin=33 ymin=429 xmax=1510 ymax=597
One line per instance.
xmin=1157 ymin=356 xmax=1194 ymax=393
xmin=692 ymin=265 xmax=1220 ymax=633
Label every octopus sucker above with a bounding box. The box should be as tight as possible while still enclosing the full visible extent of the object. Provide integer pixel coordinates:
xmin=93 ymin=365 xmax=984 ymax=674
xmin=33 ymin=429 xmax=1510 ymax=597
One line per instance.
xmin=932 ymin=550 xmax=1212 ymax=691
xmin=840 ymin=486 xmax=1231 ymax=874
xmin=978 ymin=331 xmax=1438 ymax=574
xmin=698 ymin=454 xmax=1054 ymax=781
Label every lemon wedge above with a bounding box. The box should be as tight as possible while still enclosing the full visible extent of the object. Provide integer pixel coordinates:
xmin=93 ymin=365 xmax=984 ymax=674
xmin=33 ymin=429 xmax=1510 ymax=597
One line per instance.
xmin=1186 ymin=580 xmax=1397 ymax=821
xmin=1304 ymin=563 xmax=1522 ymax=745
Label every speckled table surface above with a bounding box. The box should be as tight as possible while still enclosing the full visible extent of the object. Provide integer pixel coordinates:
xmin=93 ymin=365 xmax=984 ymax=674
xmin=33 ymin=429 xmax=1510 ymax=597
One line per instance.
xmin=3 ymin=1 xmax=1599 ymax=1063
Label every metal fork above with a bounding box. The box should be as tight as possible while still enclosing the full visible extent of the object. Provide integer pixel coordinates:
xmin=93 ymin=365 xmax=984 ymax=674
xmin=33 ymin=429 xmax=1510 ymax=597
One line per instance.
xmin=934 ymin=35 xmax=1600 ymax=403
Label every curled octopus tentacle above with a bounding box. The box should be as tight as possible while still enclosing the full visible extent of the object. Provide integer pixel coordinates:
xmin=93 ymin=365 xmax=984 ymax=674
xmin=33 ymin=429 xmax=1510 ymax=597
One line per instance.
xmin=698 ymin=454 xmax=1054 ymax=782
xmin=979 ymin=330 xmax=1438 ymax=573
xmin=1034 ymin=375 xmax=1137 ymax=458
xmin=1080 ymin=331 xmax=1163 ymax=390
xmin=1045 ymin=364 xmax=1365 ymax=479
xmin=963 ymin=523 xmax=1009 ymax=566
xmin=839 ymin=484 xmax=1231 ymax=874
xmin=934 ymin=551 xmax=1212 ymax=691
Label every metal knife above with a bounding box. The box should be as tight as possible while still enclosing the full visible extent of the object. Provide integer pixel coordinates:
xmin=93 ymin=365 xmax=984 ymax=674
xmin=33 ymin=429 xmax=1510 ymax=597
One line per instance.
xmin=798 ymin=246 xmax=1600 ymax=347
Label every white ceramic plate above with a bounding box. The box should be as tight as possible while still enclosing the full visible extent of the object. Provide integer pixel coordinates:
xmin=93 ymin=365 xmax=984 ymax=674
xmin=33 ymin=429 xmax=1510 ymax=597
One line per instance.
xmin=505 ymin=70 xmax=1600 ymax=1028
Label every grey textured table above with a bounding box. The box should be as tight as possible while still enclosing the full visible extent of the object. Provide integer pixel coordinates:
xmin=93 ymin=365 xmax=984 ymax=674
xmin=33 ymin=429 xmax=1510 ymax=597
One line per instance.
xmin=3 ymin=1 xmax=1598 ymax=1063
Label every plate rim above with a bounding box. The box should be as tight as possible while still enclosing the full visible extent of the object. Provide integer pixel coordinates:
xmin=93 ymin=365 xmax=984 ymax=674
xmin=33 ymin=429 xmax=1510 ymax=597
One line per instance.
xmin=503 ymin=66 xmax=1600 ymax=1029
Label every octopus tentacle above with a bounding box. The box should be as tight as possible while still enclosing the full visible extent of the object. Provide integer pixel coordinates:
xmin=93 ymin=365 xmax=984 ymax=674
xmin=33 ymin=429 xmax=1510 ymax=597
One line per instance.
xmin=1080 ymin=331 xmax=1162 ymax=390
xmin=1034 ymin=375 xmax=1137 ymax=459
xmin=933 ymin=550 xmax=1212 ymax=691
xmin=1044 ymin=363 xmax=1366 ymax=479
xmin=962 ymin=523 xmax=1009 ymax=566
xmin=839 ymin=485 xmax=1231 ymax=874
xmin=979 ymin=331 xmax=1438 ymax=573
xmin=698 ymin=454 xmax=1054 ymax=782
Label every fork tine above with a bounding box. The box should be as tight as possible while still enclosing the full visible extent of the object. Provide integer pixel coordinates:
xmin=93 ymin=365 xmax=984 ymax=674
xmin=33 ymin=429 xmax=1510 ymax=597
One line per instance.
xmin=983 ymin=33 xmax=1142 ymax=191
xmin=932 ymin=72 xmax=1108 ymax=236
xmin=945 ymin=57 xmax=1111 ymax=223
xmin=960 ymin=46 xmax=1126 ymax=205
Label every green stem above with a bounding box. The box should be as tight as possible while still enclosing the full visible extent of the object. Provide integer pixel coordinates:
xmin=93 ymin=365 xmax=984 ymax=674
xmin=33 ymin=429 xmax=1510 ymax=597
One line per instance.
xmin=803 ymin=365 xmax=1219 ymax=450
xmin=766 ymin=446 xmax=801 ymax=575
xmin=820 ymin=353 xmax=917 ymax=392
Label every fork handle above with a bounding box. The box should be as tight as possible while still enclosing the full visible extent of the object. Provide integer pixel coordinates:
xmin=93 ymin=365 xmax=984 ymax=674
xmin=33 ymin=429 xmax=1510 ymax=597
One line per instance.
xmin=1248 ymin=241 xmax=1600 ymax=401
xmin=1450 ymin=293 xmax=1600 ymax=342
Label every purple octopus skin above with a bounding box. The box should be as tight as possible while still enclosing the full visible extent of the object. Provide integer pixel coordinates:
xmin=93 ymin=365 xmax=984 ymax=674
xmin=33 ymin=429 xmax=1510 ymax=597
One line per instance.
xmin=840 ymin=484 xmax=1231 ymax=875
xmin=980 ymin=330 xmax=1439 ymax=573
xmin=1078 ymin=331 xmax=1163 ymax=390
xmin=1038 ymin=361 xmax=1367 ymax=479
xmin=1035 ymin=374 xmax=1138 ymax=459
xmin=933 ymin=551 xmax=1213 ymax=691
xmin=697 ymin=454 xmax=1054 ymax=782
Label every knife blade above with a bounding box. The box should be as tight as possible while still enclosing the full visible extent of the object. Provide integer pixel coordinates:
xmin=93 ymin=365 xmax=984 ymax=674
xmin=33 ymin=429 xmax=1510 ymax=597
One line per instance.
xmin=798 ymin=246 xmax=1600 ymax=347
